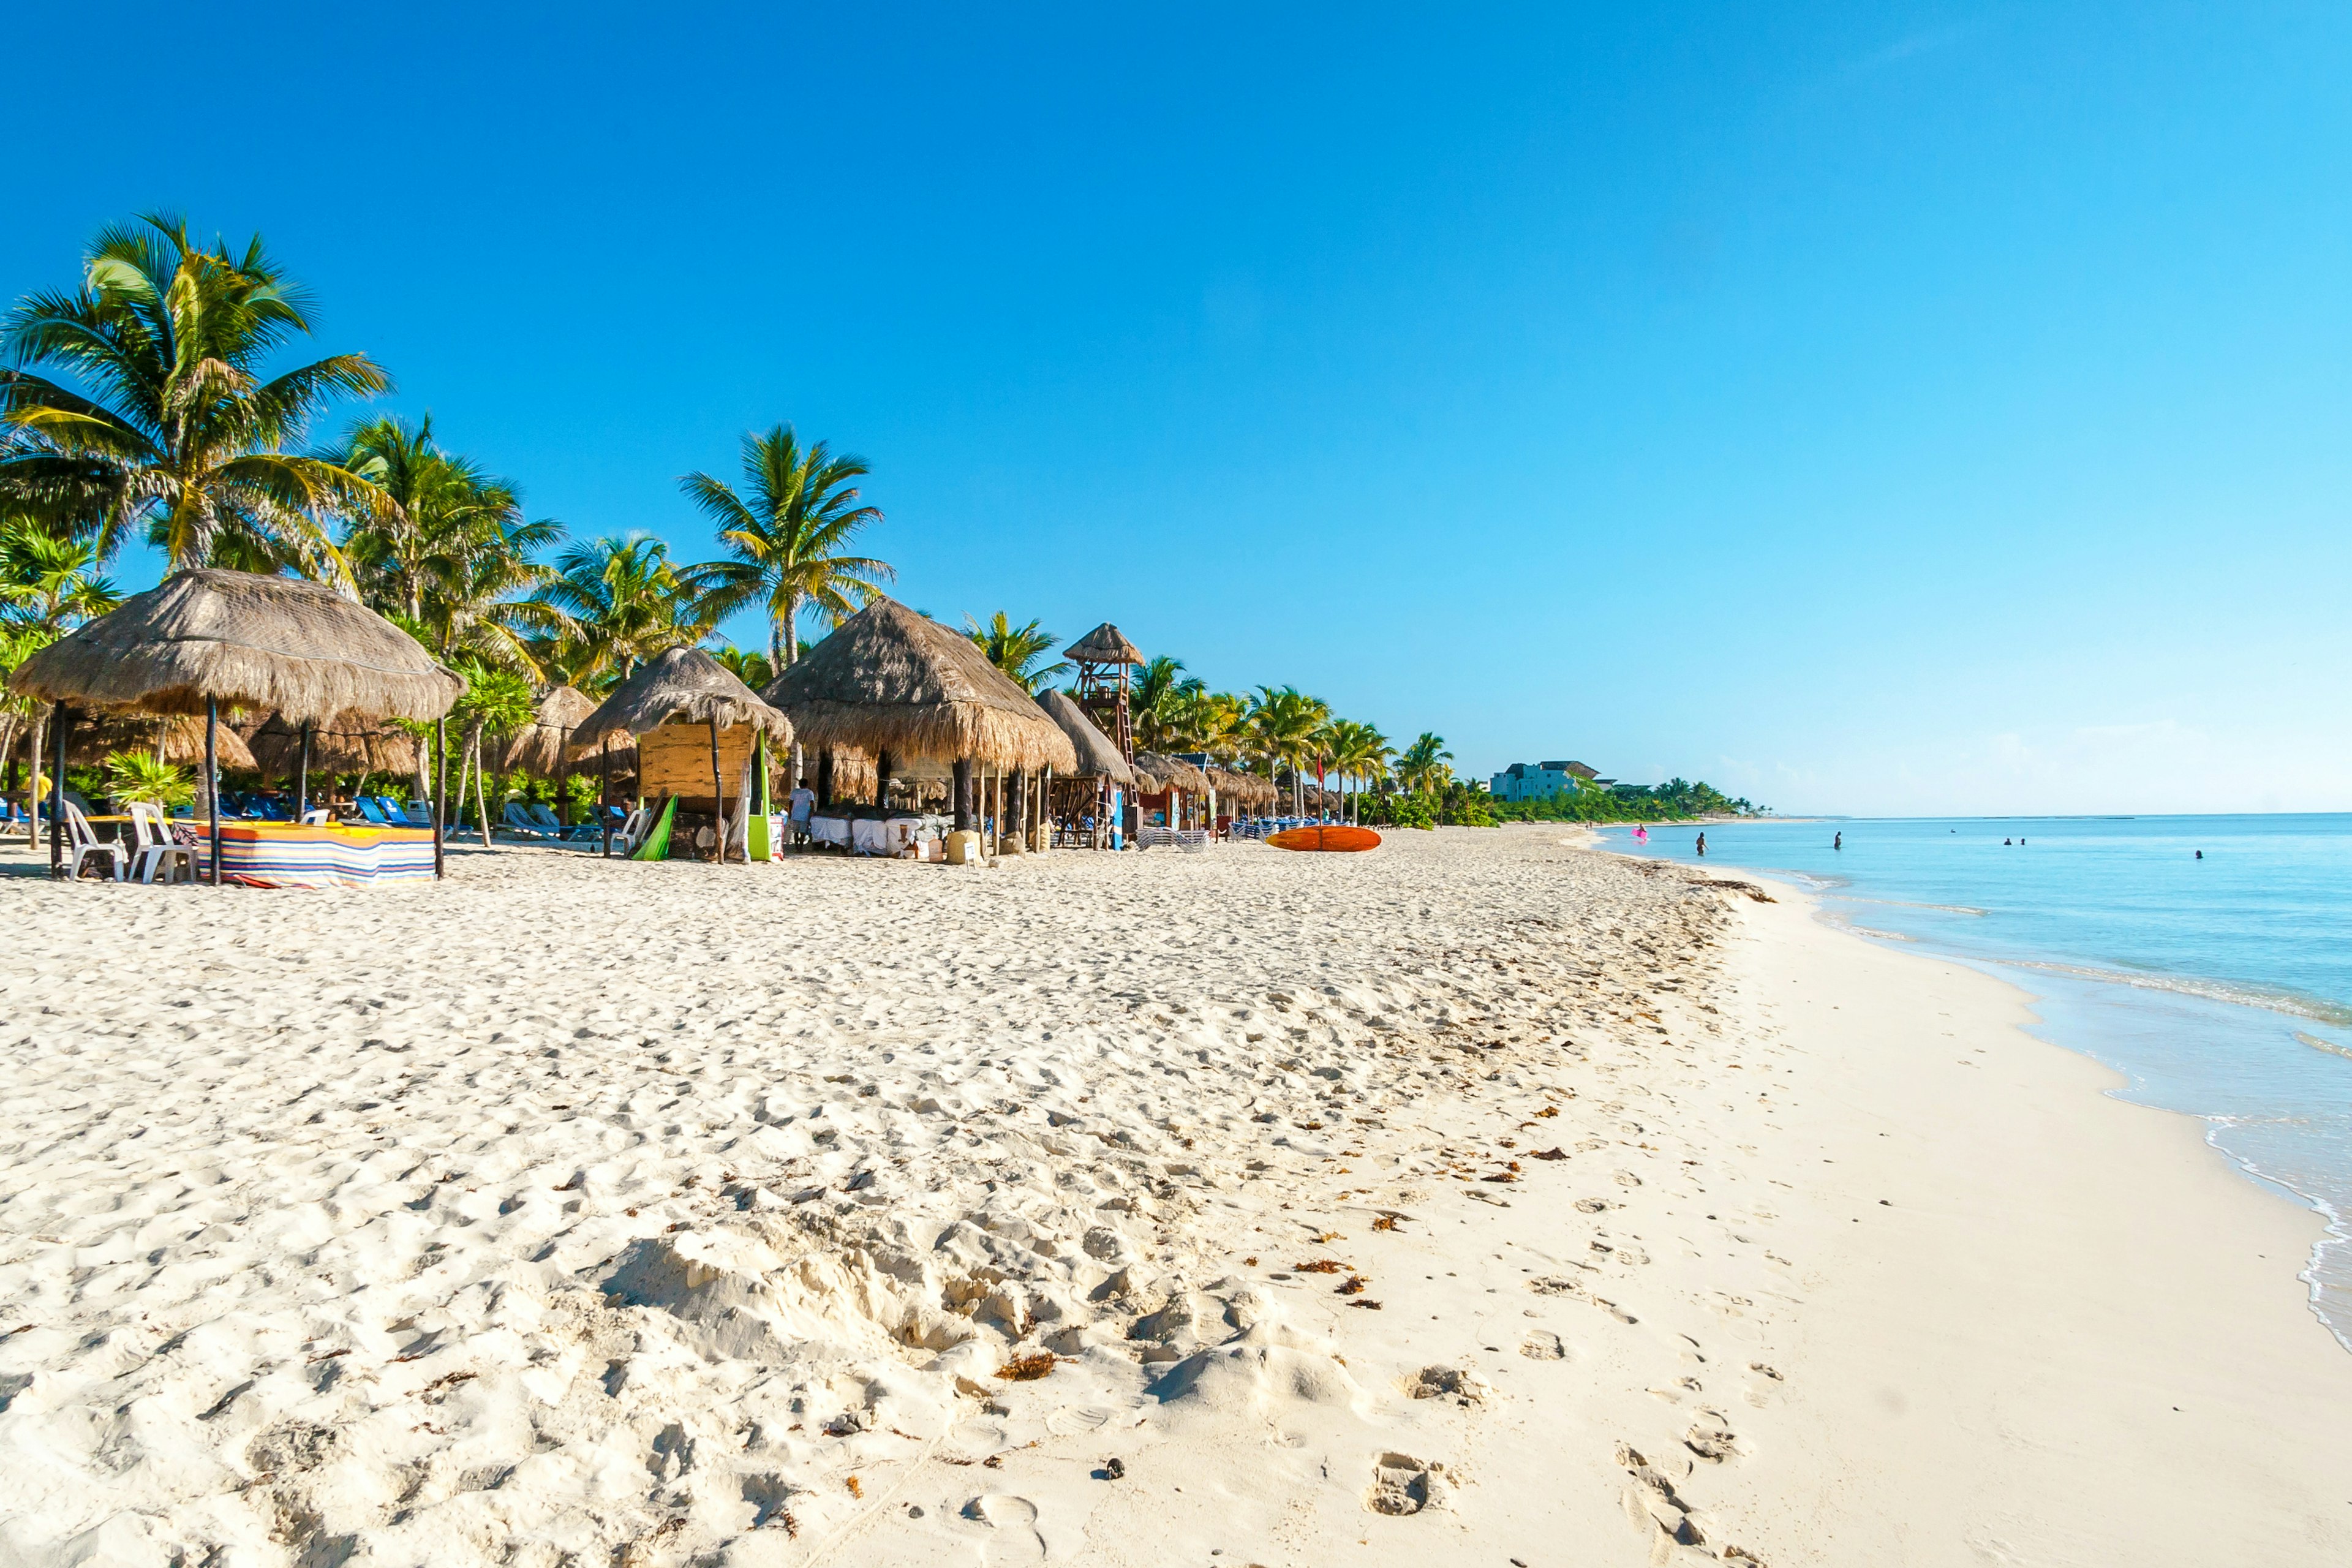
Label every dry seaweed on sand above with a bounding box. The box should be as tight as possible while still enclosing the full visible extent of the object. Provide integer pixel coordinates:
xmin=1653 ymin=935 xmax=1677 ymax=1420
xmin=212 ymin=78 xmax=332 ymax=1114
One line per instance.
xmin=995 ymin=1352 xmax=1057 ymax=1381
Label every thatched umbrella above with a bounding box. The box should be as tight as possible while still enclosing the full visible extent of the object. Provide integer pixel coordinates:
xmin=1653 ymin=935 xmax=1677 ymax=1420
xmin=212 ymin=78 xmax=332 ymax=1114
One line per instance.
xmin=246 ymin=713 xmax=418 ymax=782
xmin=1134 ymin=752 xmax=1210 ymax=794
xmin=1063 ymin=624 xmax=1144 ymax=666
xmin=571 ymin=647 xmax=791 ymax=862
xmin=66 ymin=712 xmax=260 ymax=774
xmin=1208 ymin=766 xmax=1275 ymax=812
xmin=497 ymin=686 xmax=627 ymax=831
xmin=762 ymin=597 xmax=1077 ymax=840
xmin=1035 ymin=690 xmax=1134 ymax=785
xmin=7 ymin=568 xmax=462 ymax=884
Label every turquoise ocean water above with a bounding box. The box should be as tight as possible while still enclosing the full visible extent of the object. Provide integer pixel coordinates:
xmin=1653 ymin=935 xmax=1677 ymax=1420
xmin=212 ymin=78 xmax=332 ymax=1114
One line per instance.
xmin=1601 ymin=813 xmax=2352 ymax=1353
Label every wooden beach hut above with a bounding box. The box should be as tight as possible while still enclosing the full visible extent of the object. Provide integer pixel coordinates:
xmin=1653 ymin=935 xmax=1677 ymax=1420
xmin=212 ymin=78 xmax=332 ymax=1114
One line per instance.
xmin=762 ymin=597 xmax=1077 ymax=856
xmin=1036 ymin=688 xmax=1133 ymax=848
xmin=7 ymin=568 xmax=462 ymax=884
xmin=570 ymin=648 xmax=790 ymax=863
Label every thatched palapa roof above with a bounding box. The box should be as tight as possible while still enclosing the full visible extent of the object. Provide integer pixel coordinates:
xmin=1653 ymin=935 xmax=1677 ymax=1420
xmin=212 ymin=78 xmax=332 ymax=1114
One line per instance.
xmin=1133 ymin=751 xmax=1210 ymax=794
xmin=1035 ymin=690 xmax=1134 ymax=783
xmin=498 ymin=686 xmax=617 ymax=777
xmin=244 ymin=713 xmax=418 ymax=779
xmin=570 ymin=647 xmax=792 ymax=753
xmin=7 ymin=568 xmax=462 ymax=723
xmin=64 ymin=712 xmax=260 ymax=772
xmin=1063 ymin=623 xmax=1143 ymax=666
xmin=1208 ymin=766 xmax=1277 ymax=807
xmin=761 ymin=598 xmax=1077 ymax=772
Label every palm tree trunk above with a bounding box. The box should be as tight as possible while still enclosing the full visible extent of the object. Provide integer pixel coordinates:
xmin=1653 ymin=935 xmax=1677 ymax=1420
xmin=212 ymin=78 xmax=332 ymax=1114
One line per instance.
xmin=472 ymin=726 xmax=492 ymax=847
xmin=782 ymin=592 xmax=803 ymax=788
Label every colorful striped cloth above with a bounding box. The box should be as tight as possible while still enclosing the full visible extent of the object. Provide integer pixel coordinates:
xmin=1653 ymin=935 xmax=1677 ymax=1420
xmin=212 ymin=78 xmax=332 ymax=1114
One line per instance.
xmin=213 ymin=823 xmax=437 ymax=888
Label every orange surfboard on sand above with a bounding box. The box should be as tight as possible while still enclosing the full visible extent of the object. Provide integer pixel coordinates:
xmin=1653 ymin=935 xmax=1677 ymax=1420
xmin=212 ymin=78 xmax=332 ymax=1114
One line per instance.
xmin=1265 ymin=825 xmax=1382 ymax=853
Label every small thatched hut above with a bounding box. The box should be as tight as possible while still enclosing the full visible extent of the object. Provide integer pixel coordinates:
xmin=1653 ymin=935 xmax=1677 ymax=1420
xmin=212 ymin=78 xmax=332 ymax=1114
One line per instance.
xmin=1036 ymin=688 xmax=1132 ymax=849
xmin=1208 ymin=766 xmax=1277 ymax=812
xmin=570 ymin=649 xmax=791 ymax=863
xmin=65 ymin=712 xmax=260 ymax=774
xmin=1036 ymin=690 xmax=1133 ymax=785
xmin=498 ymin=686 xmax=600 ymax=776
xmin=571 ymin=648 xmax=791 ymax=752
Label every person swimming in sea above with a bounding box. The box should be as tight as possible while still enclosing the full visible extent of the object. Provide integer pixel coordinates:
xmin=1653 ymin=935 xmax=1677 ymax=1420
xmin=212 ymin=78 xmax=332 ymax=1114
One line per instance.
xmin=1695 ymin=832 xmax=1706 ymax=857
xmin=2004 ymin=838 xmax=2013 ymax=845
xmin=2196 ymin=849 xmax=2203 ymax=859
xmin=1834 ymin=831 xmax=1842 ymax=850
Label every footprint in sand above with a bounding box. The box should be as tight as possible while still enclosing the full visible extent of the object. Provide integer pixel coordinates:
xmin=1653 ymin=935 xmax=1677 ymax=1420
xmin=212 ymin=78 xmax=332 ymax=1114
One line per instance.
xmin=1520 ymin=1330 xmax=1567 ymax=1360
xmin=1365 ymin=1452 xmax=1449 ymax=1515
xmin=1684 ymin=1413 xmax=1741 ymax=1463
xmin=961 ymin=1494 xmax=1046 ymax=1561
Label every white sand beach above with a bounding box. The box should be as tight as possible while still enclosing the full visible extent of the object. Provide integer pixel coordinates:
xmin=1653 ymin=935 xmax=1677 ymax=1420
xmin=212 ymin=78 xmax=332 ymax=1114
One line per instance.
xmin=2 ymin=827 xmax=2346 ymax=1567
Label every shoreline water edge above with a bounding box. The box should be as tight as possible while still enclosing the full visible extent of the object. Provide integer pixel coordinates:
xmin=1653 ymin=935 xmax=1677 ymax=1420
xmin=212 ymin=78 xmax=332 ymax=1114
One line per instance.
xmin=1602 ymin=813 xmax=2352 ymax=1355
xmin=2 ymin=827 xmax=2348 ymax=1565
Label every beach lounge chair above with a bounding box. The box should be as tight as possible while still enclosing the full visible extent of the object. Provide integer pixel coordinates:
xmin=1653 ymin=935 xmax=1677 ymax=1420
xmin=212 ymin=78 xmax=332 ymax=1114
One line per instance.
xmin=127 ymin=802 xmax=197 ymax=885
xmin=500 ymin=802 xmax=558 ymax=840
xmin=372 ymin=796 xmax=408 ymax=824
xmin=59 ymin=802 xmax=128 ymax=881
xmin=352 ymin=798 xmax=391 ymax=826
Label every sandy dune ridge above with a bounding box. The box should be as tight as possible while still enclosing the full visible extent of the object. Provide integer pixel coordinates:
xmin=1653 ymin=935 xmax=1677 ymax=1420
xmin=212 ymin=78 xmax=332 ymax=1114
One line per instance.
xmin=1 ymin=827 xmax=2345 ymax=1567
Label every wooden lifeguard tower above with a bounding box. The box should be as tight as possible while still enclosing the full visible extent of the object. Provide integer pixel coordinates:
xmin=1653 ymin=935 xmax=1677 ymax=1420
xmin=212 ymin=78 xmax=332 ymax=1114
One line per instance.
xmin=1064 ymin=624 xmax=1143 ymax=763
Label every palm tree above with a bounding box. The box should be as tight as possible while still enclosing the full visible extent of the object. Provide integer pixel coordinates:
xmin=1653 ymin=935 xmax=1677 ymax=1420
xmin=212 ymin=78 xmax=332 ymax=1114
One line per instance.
xmin=709 ymin=644 xmax=775 ymax=690
xmin=1324 ymin=720 xmax=1392 ymax=824
xmin=1246 ymin=685 xmax=1329 ymax=817
xmin=0 ymin=521 xmax=121 ymax=843
xmin=686 ymin=426 xmax=891 ymax=668
xmin=965 ymin=612 xmax=1069 ymax=694
xmin=535 ymin=533 xmax=723 ymax=684
xmin=1396 ymin=731 xmax=1453 ymax=795
xmin=0 ymin=213 xmax=393 ymax=581
xmin=339 ymin=416 xmax=565 ymax=674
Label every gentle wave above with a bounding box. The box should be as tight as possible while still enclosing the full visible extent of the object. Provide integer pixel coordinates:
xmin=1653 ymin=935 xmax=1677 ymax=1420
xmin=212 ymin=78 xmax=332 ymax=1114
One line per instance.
xmin=1847 ymin=896 xmax=1990 ymax=916
xmin=2297 ymin=1031 xmax=2352 ymax=1061
xmin=2002 ymin=960 xmax=2352 ymax=1028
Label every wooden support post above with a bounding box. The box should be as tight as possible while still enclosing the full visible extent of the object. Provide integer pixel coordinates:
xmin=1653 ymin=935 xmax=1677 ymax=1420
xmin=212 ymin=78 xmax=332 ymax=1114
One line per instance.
xmin=709 ymin=717 xmax=727 ymax=864
xmin=205 ymin=699 xmax=222 ymax=888
xmin=434 ymin=717 xmax=447 ymax=878
xmin=600 ymin=737 xmax=612 ymax=858
xmin=296 ymin=720 xmax=312 ymax=820
xmin=953 ymin=758 xmax=973 ymax=832
xmin=48 ymin=704 xmax=69 ymax=879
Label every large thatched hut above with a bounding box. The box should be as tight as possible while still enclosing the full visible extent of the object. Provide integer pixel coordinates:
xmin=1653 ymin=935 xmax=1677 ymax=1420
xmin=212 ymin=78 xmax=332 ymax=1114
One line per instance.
xmin=6 ymin=568 xmax=462 ymax=881
xmin=762 ymin=598 xmax=1077 ymax=844
xmin=570 ymin=649 xmax=791 ymax=862
xmin=9 ymin=569 xmax=459 ymax=723
xmin=1133 ymin=750 xmax=1214 ymax=832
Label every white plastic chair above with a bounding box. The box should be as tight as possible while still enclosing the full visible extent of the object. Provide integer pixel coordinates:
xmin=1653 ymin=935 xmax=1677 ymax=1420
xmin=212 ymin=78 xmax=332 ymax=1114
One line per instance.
xmin=300 ymin=807 xmax=333 ymax=826
xmin=60 ymin=802 xmax=129 ymax=881
xmin=614 ymin=805 xmax=651 ymax=853
xmin=128 ymin=802 xmax=197 ymax=885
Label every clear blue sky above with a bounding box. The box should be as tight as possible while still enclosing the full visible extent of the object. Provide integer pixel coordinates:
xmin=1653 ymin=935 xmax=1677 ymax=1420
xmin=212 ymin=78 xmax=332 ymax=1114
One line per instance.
xmin=9 ymin=4 xmax=2349 ymax=815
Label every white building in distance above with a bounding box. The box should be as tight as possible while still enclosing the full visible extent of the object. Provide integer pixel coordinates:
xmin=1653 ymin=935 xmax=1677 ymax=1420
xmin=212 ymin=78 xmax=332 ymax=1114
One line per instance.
xmin=1490 ymin=760 xmax=1606 ymax=801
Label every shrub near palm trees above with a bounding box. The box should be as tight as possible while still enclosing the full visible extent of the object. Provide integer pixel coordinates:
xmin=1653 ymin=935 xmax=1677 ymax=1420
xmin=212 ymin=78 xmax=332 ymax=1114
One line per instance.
xmin=0 ymin=214 xmax=393 ymax=581
xmin=688 ymin=426 xmax=891 ymax=669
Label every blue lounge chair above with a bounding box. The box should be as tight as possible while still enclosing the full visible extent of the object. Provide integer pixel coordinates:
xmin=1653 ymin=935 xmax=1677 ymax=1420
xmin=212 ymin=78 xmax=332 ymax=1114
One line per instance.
xmin=500 ymin=802 xmax=558 ymax=840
